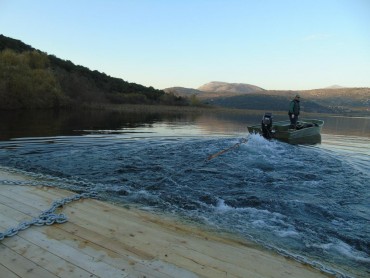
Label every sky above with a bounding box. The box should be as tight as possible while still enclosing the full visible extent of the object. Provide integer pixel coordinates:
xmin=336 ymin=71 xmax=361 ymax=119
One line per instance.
xmin=1 ymin=0 xmax=369 ymax=90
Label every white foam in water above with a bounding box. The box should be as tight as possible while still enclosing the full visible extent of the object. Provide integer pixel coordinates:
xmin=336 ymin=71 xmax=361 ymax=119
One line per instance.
xmin=245 ymin=133 xmax=286 ymax=160
xmin=276 ymin=228 xmax=300 ymax=238
xmin=215 ymin=199 xmax=232 ymax=212
xmin=252 ymin=219 xmax=267 ymax=227
xmin=215 ymin=199 xmax=273 ymax=217
xmin=135 ymin=189 xmax=152 ymax=198
xmin=311 ymin=240 xmax=370 ymax=263
xmin=332 ymin=241 xmax=370 ymax=263
xmin=214 ymin=199 xmax=301 ymax=239
xmin=215 ymin=200 xmax=274 ymax=216
xmin=247 ymin=133 xmax=271 ymax=146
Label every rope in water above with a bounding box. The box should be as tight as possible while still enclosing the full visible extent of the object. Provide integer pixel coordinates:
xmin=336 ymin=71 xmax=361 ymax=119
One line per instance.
xmin=206 ymin=137 xmax=248 ymax=161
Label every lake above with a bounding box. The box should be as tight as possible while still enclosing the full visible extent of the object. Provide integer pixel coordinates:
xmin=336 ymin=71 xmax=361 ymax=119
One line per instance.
xmin=0 ymin=108 xmax=369 ymax=278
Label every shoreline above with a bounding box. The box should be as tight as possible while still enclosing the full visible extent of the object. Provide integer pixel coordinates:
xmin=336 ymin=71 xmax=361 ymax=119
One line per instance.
xmin=0 ymin=168 xmax=333 ymax=277
xmin=86 ymin=103 xmax=370 ymax=118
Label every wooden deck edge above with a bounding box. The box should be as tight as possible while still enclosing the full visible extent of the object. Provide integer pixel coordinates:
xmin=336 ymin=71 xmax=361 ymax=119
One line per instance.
xmin=0 ymin=169 xmax=332 ymax=278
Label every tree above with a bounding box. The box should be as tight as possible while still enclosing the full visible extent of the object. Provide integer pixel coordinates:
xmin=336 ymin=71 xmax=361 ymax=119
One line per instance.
xmin=0 ymin=49 xmax=67 ymax=109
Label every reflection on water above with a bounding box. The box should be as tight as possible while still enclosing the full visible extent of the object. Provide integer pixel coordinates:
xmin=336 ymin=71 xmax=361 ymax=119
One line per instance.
xmin=0 ymin=109 xmax=369 ymax=140
xmin=321 ymin=116 xmax=370 ymax=137
xmin=0 ymin=110 xmax=187 ymax=140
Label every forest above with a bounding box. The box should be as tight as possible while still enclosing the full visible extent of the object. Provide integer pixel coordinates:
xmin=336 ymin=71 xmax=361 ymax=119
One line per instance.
xmin=0 ymin=35 xmax=187 ymax=110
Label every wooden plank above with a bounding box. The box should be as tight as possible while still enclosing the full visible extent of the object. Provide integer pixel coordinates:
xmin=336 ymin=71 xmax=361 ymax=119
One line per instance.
xmin=0 ymin=244 xmax=58 ymax=278
xmin=0 ymin=188 xmax=231 ymax=277
xmin=44 ymin=223 xmax=217 ymax=278
xmin=0 ymin=207 xmax=129 ymax=278
xmin=0 ymin=192 xmax=42 ymax=216
xmin=1 ymin=235 xmax=98 ymax=278
xmin=0 ymin=185 xmax=59 ymax=212
xmin=54 ymin=222 xmax=197 ymax=278
xmin=0 ymin=202 xmax=33 ymax=228
xmin=65 ymin=215 xmax=231 ymax=276
xmin=8 ymin=227 xmax=128 ymax=278
xmin=0 ymin=184 xmax=329 ymax=278
xmin=3 ymin=188 xmax=198 ymax=277
xmin=0 ymin=263 xmax=20 ymax=278
xmin=56 ymin=202 xmax=257 ymax=277
xmin=38 ymin=226 xmax=181 ymax=278
xmin=0 ymin=206 xmax=193 ymax=278
xmin=0 ymin=187 xmax=164 ymax=259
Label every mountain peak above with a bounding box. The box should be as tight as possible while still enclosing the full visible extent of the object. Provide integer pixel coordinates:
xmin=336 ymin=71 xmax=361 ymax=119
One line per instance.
xmin=325 ymin=85 xmax=346 ymax=89
xmin=197 ymin=81 xmax=264 ymax=94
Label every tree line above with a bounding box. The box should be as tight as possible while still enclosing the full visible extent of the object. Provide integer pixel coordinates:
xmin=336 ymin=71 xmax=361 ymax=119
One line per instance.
xmin=0 ymin=35 xmax=187 ymax=110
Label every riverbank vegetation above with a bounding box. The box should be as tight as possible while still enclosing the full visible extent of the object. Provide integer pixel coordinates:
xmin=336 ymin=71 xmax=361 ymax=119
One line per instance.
xmin=0 ymin=35 xmax=188 ymax=110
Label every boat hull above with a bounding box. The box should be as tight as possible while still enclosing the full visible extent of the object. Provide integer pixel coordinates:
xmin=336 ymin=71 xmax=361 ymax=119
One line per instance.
xmin=248 ymin=119 xmax=324 ymax=144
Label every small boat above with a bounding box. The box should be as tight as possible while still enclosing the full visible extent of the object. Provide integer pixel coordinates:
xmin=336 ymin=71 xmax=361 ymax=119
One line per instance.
xmin=247 ymin=113 xmax=324 ymax=144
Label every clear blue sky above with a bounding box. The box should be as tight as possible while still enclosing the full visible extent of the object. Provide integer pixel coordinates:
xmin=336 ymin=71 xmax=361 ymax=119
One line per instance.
xmin=1 ymin=0 xmax=369 ymax=90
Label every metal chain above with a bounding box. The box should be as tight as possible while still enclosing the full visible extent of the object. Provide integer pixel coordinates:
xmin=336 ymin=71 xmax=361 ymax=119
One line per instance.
xmin=0 ymin=188 xmax=97 ymax=241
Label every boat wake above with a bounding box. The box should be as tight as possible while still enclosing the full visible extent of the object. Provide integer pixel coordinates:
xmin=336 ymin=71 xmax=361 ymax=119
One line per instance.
xmin=0 ymin=133 xmax=369 ymax=277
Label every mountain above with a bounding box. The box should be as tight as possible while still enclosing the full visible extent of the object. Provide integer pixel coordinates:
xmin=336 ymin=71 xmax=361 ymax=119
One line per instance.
xmin=164 ymin=81 xmax=266 ymax=101
xmin=166 ymin=82 xmax=369 ymax=115
xmin=0 ymin=35 xmax=186 ymax=110
xmin=198 ymin=81 xmax=265 ymax=94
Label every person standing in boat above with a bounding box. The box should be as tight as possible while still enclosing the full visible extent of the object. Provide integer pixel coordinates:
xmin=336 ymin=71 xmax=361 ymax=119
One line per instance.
xmin=288 ymin=94 xmax=300 ymax=129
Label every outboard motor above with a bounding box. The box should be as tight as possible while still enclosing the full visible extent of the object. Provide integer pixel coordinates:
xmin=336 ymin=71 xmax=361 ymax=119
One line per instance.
xmin=261 ymin=112 xmax=273 ymax=139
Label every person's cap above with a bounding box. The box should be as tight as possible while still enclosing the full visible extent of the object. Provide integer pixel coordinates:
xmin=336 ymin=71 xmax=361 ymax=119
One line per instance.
xmin=295 ymin=94 xmax=301 ymax=98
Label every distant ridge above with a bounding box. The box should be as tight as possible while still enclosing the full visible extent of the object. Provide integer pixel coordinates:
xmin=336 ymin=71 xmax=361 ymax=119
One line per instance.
xmin=164 ymin=87 xmax=202 ymax=96
xmin=197 ymin=81 xmax=265 ymax=94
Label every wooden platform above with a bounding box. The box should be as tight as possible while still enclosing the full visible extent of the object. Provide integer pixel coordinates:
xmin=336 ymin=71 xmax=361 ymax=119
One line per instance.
xmin=0 ymin=175 xmax=331 ymax=277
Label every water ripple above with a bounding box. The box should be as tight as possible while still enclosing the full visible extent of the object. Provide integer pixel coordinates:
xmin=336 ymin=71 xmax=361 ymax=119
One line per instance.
xmin=0 ymin=133 xmax=369 ymax=277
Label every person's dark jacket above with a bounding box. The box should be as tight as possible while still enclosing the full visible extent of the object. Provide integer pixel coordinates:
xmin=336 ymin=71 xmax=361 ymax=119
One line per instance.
xmin=289 ymin=99 xmax=300 ymax=116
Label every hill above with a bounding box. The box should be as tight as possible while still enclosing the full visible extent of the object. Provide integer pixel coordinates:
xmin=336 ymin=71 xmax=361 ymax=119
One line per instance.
xmin=0 ymin=35 xmax=186 ymax=110
xmin=208 ymin=94 xmax=335 ymax=113
xmin=164 ymin=87 xmax=203 ymax=96
xmin=165 ymin=81 xmax=265 ymax=100
xmin=166 ymin=82 xmax=370 ymax=115
xmin=210 ymin=88 xmax=369 ymax=114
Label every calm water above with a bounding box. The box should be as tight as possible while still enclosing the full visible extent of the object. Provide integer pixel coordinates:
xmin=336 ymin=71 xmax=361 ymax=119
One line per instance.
xmin=0 ymin=110 xmax=369 ymax=278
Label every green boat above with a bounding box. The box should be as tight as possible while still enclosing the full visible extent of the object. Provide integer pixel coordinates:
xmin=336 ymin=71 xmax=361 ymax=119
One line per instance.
xmin=247 ymin=114 xmax=324 ymax=144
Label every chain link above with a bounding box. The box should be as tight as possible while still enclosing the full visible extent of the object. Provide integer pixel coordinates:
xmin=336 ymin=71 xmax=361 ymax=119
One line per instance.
xmin=0 ymin=166 xmax=100 ymax=241
xmin=0 ymin=188 xmax=97 ymax=241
